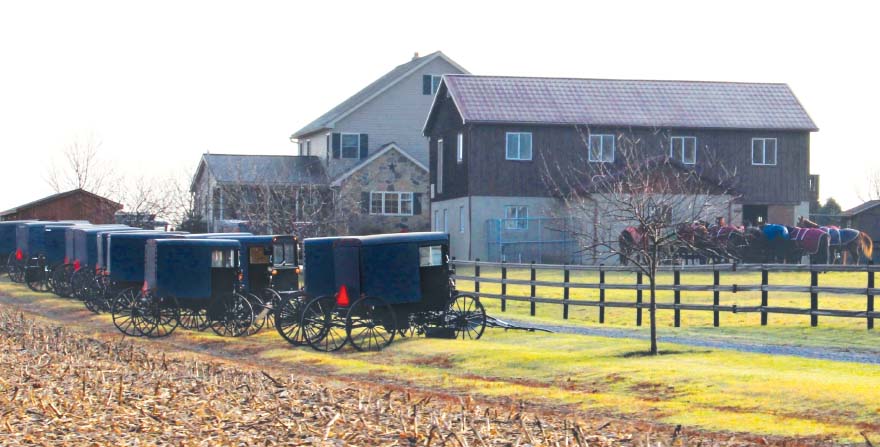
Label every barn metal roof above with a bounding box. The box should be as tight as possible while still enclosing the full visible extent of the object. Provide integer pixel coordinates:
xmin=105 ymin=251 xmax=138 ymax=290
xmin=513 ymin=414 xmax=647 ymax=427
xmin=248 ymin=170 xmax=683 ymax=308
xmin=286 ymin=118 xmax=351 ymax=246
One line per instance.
xmin=196 ymin=154 xmax=328 ymax=187
xmin=434 ymin=75 xmax=817 ymax=131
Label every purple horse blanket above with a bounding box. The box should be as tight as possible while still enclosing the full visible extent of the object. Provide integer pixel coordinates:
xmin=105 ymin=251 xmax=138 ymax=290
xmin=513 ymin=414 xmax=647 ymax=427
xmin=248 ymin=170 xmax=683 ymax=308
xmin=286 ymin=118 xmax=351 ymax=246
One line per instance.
xmin=789 ymin=227 xmax=827 ymax=254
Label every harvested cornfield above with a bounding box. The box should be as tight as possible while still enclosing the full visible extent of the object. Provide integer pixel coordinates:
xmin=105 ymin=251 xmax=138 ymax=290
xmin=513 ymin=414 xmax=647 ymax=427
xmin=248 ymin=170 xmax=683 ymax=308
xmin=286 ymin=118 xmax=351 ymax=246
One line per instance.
xmin=0 ymin=308 xmax=791 ymax=447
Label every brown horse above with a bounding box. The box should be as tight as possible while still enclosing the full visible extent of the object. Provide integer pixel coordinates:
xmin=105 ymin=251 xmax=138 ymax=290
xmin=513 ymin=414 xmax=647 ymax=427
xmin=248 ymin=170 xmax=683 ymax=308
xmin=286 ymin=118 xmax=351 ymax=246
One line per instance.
xmin=797 ymin=217 xmax=874 ymax=264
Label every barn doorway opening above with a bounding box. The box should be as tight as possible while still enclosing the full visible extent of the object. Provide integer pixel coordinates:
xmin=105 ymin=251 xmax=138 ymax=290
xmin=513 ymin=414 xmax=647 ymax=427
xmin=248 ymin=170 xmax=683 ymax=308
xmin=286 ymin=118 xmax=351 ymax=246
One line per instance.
xmin=743 ymin=205 xmax=768 ymax=227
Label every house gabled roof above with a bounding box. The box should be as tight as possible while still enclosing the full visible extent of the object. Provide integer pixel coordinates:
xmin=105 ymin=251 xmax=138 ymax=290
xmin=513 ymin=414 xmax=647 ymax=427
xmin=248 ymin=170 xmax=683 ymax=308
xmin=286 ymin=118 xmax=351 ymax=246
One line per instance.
xmin=842 ymin=200 xmax=880 ymax=217
xmin=330 ymin=143 xmax=428 ymax=187
xmin=191 ymin=154 xmax=328 ymax=192
xmin=292 ymin=51 xmax=468 ymax=139
xmin=0 ymin=189 xmax=123 ymax=217
xmin=426 ymin=75 xmax=818 ymax=132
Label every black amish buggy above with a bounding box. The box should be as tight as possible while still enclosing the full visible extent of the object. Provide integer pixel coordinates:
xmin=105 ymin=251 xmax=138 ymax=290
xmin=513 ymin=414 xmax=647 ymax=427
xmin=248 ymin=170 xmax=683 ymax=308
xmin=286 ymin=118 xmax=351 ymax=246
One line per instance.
xmin=202 ymin=234 xmax=301 ymax=334
xmin=14 ymin=221 xmax=87 ymax=290
xmin=112 ymin=238 xmax=255 ymax=338
xmin=62 ymin=226 xmax=135 ymax=304
xmin=1 ymin=220 xmax=34 ymax=276
xmin=274 ymin=232 xmax=486 ymax=352
xmin=103 ymin=231 xmax=186 ymax=327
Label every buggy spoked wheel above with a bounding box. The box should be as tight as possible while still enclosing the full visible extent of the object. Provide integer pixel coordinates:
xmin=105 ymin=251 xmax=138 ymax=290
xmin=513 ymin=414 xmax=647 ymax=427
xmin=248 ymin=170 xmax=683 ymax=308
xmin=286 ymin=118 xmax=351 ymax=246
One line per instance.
xmin=261 ymin=288 xmax=281 ymax=330
xmin=178 ymin=307 xmax=209 ymax=331
xmin=448 ymin=294 xmax=487 ymax=340
xmin=397 ymin=313 xmax=423 ymax=338
xmin=273 ymin=290 xmax=308 ymax=346
xmin=7 ymin=257 xmax=24 ymax=283
xmin=70 ymin=270 xmax=94 ymax=301
xmin=51 ymin=265 xmax=74 ymax=298
xmin=111 ymin=288 xmax=141 ymax=337
xmin=137 ymin=294 xmax=180 ymax=338
xmin=83 ymin=276 xmax=109 ymax=314
xmin=346 ymin=296 xmax=396 ymax=352
xmin=301 ymin=295 xmax=347 ymax=352
xmin=210 ymin=293 xmax=254 ymax=337
xmin=25 ymin=265 xmax=50 ymax=293
xmin=243 ymin=293 xmax=267 ymax=335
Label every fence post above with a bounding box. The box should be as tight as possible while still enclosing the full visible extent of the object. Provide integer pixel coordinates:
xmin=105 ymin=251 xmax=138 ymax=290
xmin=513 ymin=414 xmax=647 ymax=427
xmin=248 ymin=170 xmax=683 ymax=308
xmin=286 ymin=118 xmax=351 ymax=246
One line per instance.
xmin=500 ymin=261 xmax=507 ymax=312
xmin=868 ymin=261 xmax=875 ymax=330
xmin=761 ymin=267 xmax=769 ymax=326
xmin=563 ymin=264 xmax=570 ymax=320
xmin=673 ymin=268 xmax=681 ymax=328
xmin=599 ymin=264 xmax=606 ymax=324
xmin=713 ymin=268 xmax=720 ymax=327
xmin=530 ymin=261 xmax=536 ymax=317
xmin=636 ymin=271 xmax=643 ymax=327
xmin=810 ymin=269 xmax=819 ymax=327
xmin=474 ymin=258 xmax=480 ymax=298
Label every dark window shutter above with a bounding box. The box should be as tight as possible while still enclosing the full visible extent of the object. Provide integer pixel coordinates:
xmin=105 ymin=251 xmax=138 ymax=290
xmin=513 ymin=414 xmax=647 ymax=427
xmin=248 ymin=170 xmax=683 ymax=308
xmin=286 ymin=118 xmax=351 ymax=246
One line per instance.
xmin=361 ymin=192 xmax=370 ymax=213
xmin=359 ymin=134 xmax=368 ymax=158
xmin=413 ymin=193 xmax=422 ymax=215
xmin=325 ymin=135 xmax=330 ymax=162
xmin=331 ymin=133 xmax=341 ymax=159
xmin=422 ymin=75 xmax=432 ymax=95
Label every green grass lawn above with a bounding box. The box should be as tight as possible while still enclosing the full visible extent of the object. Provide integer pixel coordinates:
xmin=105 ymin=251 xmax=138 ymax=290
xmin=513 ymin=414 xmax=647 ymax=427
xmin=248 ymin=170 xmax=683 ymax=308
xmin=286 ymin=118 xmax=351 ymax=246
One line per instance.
xmin=2 ymin=278 xmax=880 ymax=442
xmin=454 ymin=266 xmax=880 ymax=353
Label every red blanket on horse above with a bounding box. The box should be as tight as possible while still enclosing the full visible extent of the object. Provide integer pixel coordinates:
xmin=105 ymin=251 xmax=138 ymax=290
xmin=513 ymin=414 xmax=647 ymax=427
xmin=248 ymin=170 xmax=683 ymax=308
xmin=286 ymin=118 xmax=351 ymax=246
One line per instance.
xmin=623 ymin=226 xmax=644 ymax=247
xmin=790 ymin=227 xmax=827 ymax=254
xmin=709 ymin=225 xmax=743 ymax=242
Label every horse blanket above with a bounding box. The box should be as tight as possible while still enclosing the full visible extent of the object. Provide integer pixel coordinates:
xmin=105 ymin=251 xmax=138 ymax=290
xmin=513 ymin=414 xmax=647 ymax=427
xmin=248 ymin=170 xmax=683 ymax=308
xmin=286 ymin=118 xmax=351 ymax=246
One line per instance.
xmin=623 ymin=226 xmax=644 ymax=246
xmin=820 ymin=226 xmax=859 ymax=246
xmin=789 ymin=227 xmax=827 ymax=254
xmin=763 ymin=224 xmax=789 ymax=241
xmin=710 ymin=225 xmax=743 ymax=241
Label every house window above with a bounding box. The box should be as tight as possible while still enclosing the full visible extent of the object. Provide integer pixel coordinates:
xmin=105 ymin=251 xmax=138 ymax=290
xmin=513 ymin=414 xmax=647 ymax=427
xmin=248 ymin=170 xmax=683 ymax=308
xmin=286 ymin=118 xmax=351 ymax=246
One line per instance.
xmin=670 ymin=136 xmax=696 ymax=164
xmin=505 ymin=132 xmax=532 ymax=160
xmin=434 ymin=210 xmax=439 ymax=231
xmin=341 ymin=133 xmax=360 ymax=158
xmin=457 ymin=132 xmax=464 ymax=163
xmin=504 ymin=206 xmax=528 ymax=230
xmin=442 ymin=209 xmax=448 ymax=232
xmin=423 ymin=74 xmax=442 ymax=95
xmin=369 ymin=192 xmax=414 ymax=216
xmin=459 ymin=205 xmax=465 ymax=233
xmin=436 ymin=139 xmax=444 ymax=194
xmin=752 ymin=138 xmax=777 ymax=166
xmin=589 ymin=134 xmax=615 ymax=163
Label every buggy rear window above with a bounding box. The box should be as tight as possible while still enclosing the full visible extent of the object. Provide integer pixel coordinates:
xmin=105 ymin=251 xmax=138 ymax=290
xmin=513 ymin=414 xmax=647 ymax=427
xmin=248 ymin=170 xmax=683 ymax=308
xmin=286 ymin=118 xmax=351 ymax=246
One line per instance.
xmin=273 ymin=242 xmax=296 ymax=266
xmin=211 ymin=249 xmax=238 ymax=268
xmin=419 ymin=245 xmax=443 ymax=267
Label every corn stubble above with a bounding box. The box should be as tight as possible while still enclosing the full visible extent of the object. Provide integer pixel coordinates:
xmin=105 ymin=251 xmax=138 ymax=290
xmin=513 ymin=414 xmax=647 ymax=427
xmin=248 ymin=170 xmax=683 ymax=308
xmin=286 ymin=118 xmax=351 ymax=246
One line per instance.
xmin=0 ymin=309 xmax=739 ymax=446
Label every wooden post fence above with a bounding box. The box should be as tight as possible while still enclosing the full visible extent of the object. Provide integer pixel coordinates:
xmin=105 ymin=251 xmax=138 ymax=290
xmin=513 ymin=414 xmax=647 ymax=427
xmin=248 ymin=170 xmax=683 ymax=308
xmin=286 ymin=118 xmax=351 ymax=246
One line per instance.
xmin=500 ymin=261 xmax=507 ymax=312
xmin=599 ymin=264 xmax=605 ymax=324
xmin=869 ymin=261 xmax=875 ymax=330
xmin=530 ymin=262 xmax=537 ymax=317
xmin=636 ymin=272 xmax=643 ymax=326
xmin=811 ymin=270 xmax=819 ymax=327
xmin=673 ymin=269 xmax=681 ymax=328
xmin=713 ymin=269 xmax=720 ymax=327
xmin=761 ymin=267 xmax=769 ymax=326
xmin=563 ymin=265 xmax=570 ymax=320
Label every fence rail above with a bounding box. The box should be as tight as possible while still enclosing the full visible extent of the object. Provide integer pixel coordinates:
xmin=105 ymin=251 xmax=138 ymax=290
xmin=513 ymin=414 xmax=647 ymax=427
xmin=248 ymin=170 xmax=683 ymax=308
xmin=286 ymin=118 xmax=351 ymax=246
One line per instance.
xmin=451 ymin=259 xmax=877 ymax=330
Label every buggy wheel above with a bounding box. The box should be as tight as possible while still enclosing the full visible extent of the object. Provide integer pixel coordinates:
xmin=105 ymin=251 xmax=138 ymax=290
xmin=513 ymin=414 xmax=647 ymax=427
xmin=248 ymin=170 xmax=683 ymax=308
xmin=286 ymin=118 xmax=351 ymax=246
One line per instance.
xmin=301 ymin=295 xmax=347 ymax=352
xmin=70 ymin=270 xmax=93 ymax=301
xmin=137 ymin=294 xmax=180 ymax=338
xmin=346 ymin=296 xmax=396 ymax=352
xmin=111 ymin=288 xmax=141 ymax=337
xmin=178 ymin=307 xmax=209 ymax=331
xmin=4 ymin=252 xmax=14 ymax=280
xmin=83 ymin=275 xmax=109 ymax=314
xmin=273 ymin=290 xmax=308 ymax=346
xmin=243 ymin=293 xmax=267 ymax=335
xmin=261 ymin=288 xmax=281 ymax=329
xmin=210 ymin=292 xmax=254 ymax=337
xmin=7 ymin=256 xmax=24 ymax=283
xmin=51 ymin=264 xmax=74 ymax=298
xmin=25 ymin=264 xmax=50 ymax=293
xmin=448 ymin=294 xmax=487 ymax=340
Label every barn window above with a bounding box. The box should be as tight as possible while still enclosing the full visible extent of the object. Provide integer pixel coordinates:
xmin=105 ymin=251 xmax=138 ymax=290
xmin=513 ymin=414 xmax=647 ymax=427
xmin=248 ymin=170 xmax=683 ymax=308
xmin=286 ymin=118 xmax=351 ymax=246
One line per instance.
xmin=423 ymin=75 xmax=442 ymax=95
xmin=589 ymin=134 xmax=615 ymax=163
xmin=369 ymin=191 xmax=414 ymax=216
xmin=670 ymin=136 xmax=697 ymax=164
xmin=504 ymin=205 xmax=528 ymax=230
xmin=419 ymin=245 xmax=443 ymax=266
xmin=752 ymin=138 xmax=777 ymax=166
xmin=505 ymin=132 xmax=532 ymax=160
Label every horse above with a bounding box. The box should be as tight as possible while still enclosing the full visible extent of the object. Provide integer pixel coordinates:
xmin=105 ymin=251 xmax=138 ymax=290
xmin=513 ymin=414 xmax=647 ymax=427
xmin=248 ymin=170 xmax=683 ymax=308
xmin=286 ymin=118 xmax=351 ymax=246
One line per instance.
xmin=618 ymin=226 xmax=645 ymax=266
xmin=787 ymin=225 xmax=831 ymax=264
xmin=796 ymin=217 xmax=873 ymax=264
xmin=707 ymin=223 xmax=748 ymax=263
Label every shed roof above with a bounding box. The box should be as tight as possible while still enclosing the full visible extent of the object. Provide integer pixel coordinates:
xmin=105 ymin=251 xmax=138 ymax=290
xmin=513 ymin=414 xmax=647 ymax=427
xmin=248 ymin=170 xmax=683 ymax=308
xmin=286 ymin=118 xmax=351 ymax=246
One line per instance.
xmin=292 ymin=51 xmax=467 ymax=139
xmin=193 ymin=154 xmax=328 ymax=191
xmin=429 ymin=75 xmax=818 ymax=131
xmin=0 ymin=189 xmax=122 ymax=218
xmin=842 ymin=200 xmax=880 ymax=216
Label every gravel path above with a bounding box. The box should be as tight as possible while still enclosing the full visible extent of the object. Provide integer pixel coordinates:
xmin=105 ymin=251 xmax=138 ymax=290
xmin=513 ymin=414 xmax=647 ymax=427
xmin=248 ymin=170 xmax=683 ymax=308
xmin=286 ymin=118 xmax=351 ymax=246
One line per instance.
xmin=493 ymin=317 xmax=880 ymax=365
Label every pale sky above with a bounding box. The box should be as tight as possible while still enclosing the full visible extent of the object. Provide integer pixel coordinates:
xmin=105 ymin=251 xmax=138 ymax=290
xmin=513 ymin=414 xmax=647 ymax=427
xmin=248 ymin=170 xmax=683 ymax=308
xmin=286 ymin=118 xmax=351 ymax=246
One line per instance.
xmin=1 ymin=0 xmax=878 ymax=212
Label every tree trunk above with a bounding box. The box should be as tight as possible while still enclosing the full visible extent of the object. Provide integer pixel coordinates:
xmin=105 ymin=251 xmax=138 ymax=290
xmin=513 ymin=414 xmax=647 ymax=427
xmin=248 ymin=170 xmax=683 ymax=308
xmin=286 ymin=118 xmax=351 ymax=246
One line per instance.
xmin=649 ymin=277 xmax=658 ymax=355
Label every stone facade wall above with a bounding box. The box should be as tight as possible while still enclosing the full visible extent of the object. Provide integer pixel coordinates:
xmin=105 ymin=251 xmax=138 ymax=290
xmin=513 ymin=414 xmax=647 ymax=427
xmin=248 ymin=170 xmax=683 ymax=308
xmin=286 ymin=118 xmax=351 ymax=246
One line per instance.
xmin=336 ymin=147 xmax=429 ymax=235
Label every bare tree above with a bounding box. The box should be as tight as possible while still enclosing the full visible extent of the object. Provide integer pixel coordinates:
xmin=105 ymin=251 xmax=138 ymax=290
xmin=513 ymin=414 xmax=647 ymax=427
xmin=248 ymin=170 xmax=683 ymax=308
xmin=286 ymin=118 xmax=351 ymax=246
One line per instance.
xmin=542 ymin=127 xmax=738 ymax=355
xmin=857 ymin=168 xmax=880 ymax=202
xmin=45 ymin=134 xmax=117 ymax=197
